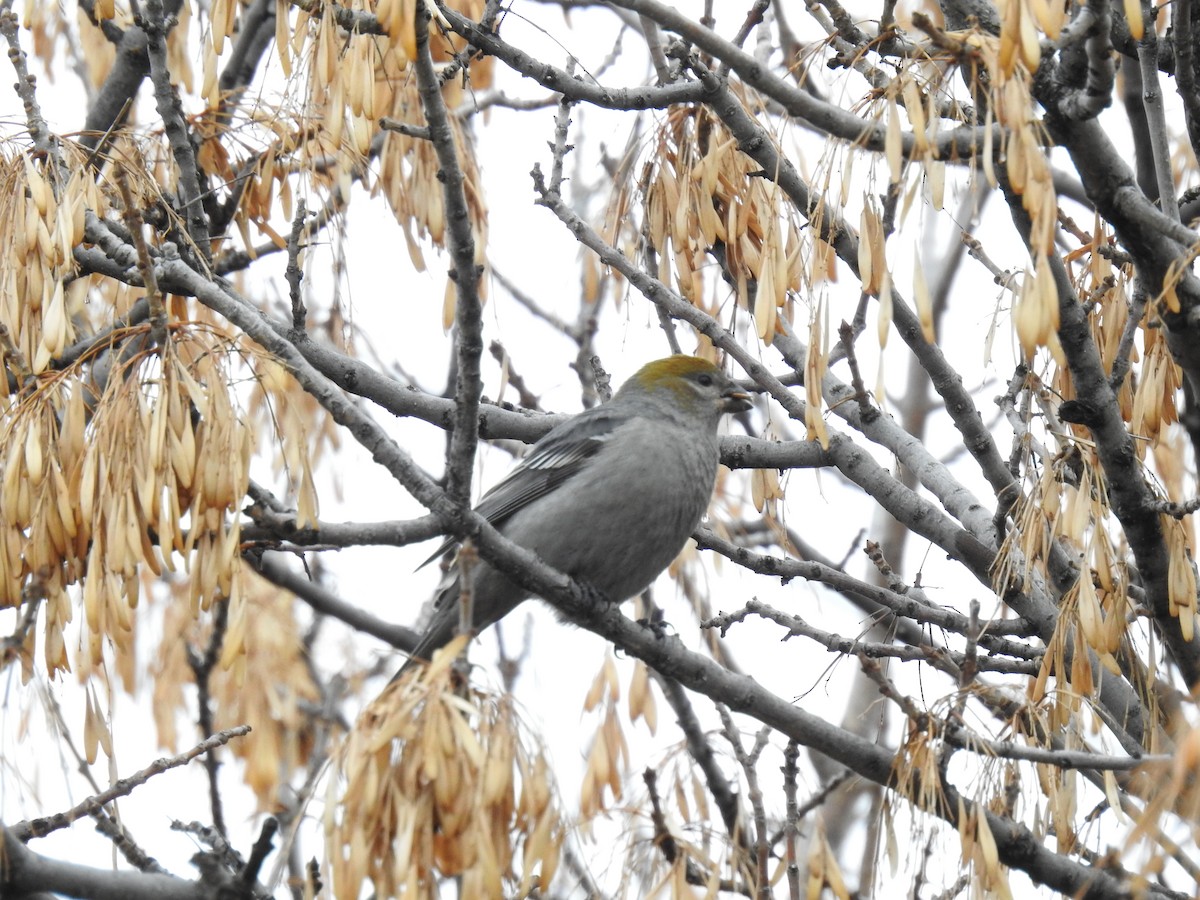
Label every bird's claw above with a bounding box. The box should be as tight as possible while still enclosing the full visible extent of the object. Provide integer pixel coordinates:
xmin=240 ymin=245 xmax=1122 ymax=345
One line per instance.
xmin=636 ymin=612 xmax=671 ymax=640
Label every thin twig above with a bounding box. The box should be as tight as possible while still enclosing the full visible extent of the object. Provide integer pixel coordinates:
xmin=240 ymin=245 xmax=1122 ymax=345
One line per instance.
xmin=285 ymin=199 xmax=308 ymax=331
xmin=186 ymin=599 xmax=231 ymax=838
xmin=12 ymin=726 xmax=251 ymax=840
xmin=781 ymin=741 xmax=803 ymax=900
xmin=415 ymin=4 xmax=484 ymax=509
xmin=116 ymin=172 xmax=167 ymax=345
xmin=141 ymin=0 xmax=213 ymax=262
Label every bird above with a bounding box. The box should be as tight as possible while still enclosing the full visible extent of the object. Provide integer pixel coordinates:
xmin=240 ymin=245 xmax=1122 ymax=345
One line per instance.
xmin=399 ymin=355 xmax=752 ymax=674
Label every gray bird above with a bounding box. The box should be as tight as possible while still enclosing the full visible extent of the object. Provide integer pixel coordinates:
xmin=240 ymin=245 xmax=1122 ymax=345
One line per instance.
xmin=400 ymin=355 xmax=751 ymax=674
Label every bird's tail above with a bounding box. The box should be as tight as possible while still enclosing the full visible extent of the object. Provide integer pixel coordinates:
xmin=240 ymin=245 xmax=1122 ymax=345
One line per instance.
xmin=391 ymin=574 xmax=470 ymax=681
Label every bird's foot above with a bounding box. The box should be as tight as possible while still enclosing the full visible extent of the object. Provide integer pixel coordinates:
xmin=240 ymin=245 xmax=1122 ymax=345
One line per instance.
xmin=636 ymin=607 xmax=671 ymax=640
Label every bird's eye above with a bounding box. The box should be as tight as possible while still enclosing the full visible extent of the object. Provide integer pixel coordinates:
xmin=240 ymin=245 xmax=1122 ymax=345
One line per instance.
xmin=697 ymin=373 xmax=714 ymax=387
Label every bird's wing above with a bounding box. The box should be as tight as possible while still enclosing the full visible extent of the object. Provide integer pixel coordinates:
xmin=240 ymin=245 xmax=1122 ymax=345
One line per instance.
xmin=418 ymin=405 xmax=630 ymax=567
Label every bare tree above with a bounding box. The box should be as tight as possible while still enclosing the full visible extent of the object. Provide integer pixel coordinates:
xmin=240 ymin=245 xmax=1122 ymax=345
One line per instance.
xmin=2 ymin=0 xmax=1200 ymax=897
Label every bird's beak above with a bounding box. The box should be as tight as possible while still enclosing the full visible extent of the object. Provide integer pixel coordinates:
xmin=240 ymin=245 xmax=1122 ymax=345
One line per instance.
xmin=722 ymin=387 xmax=753 ymax=413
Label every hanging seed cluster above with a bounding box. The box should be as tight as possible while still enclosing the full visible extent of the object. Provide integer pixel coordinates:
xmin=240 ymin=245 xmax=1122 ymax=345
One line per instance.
xmin=1085 ymin=247 xmax=1137 ymax=420
xmin=201 ymin=0 xmax=490 ymax=317
xmin=0 ymin=323 xmax=251 ymax=678
xmin=917 ymin=207 xmax=1197 ymax=864
xmin=246 ymin=355 xmax=332 ymax=529
xmin=1068 ymin=228 xmax=1181 ymax=457
xmin=328 ymin=645 xmax=563 ymax=897
xmin=0 ymin=134 xmax=171 ymax=353
xmin=993 ymin=447 xmax=1144 ymax=730
xmin=0 ymin=154 xmax=92 ymax=375
xmin=7 ymin=2 xmax=508 ymax=863
xmin=153 ymin=566 xmax=322 ymax=805
xmin=0 ymin=0 xmax=501 ymax=681
xmin=965 ymin=216 xmax=1200 ymax=861
xmin=579 ymin=654 xmax=630 ymax=820
xmin=957 ymin=29 xmax=1061 ymax=359
xmin=979 ymin=198 xmax=1200 ymax=750
xmin=855 ymin=25 xmax=1061 ymax=361
xmin=26 ymin=2 xmax=194 ymax=95
xmin=891 ymin=699 xmax=1028 ymax=896
xmin=636 ymin=106 xmax=805 ymax=344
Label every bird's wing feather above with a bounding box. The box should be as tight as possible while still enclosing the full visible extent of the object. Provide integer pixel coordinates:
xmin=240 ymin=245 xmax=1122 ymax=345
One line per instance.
xmin=418 ymin=406 xmax=630 ymax=567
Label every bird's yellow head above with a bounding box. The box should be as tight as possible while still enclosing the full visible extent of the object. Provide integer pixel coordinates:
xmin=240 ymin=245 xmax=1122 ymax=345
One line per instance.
xmin=619 ymin=355 xmax=752 ymax=415
xmin=632 ymin=355 xmax=723 ymax=387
